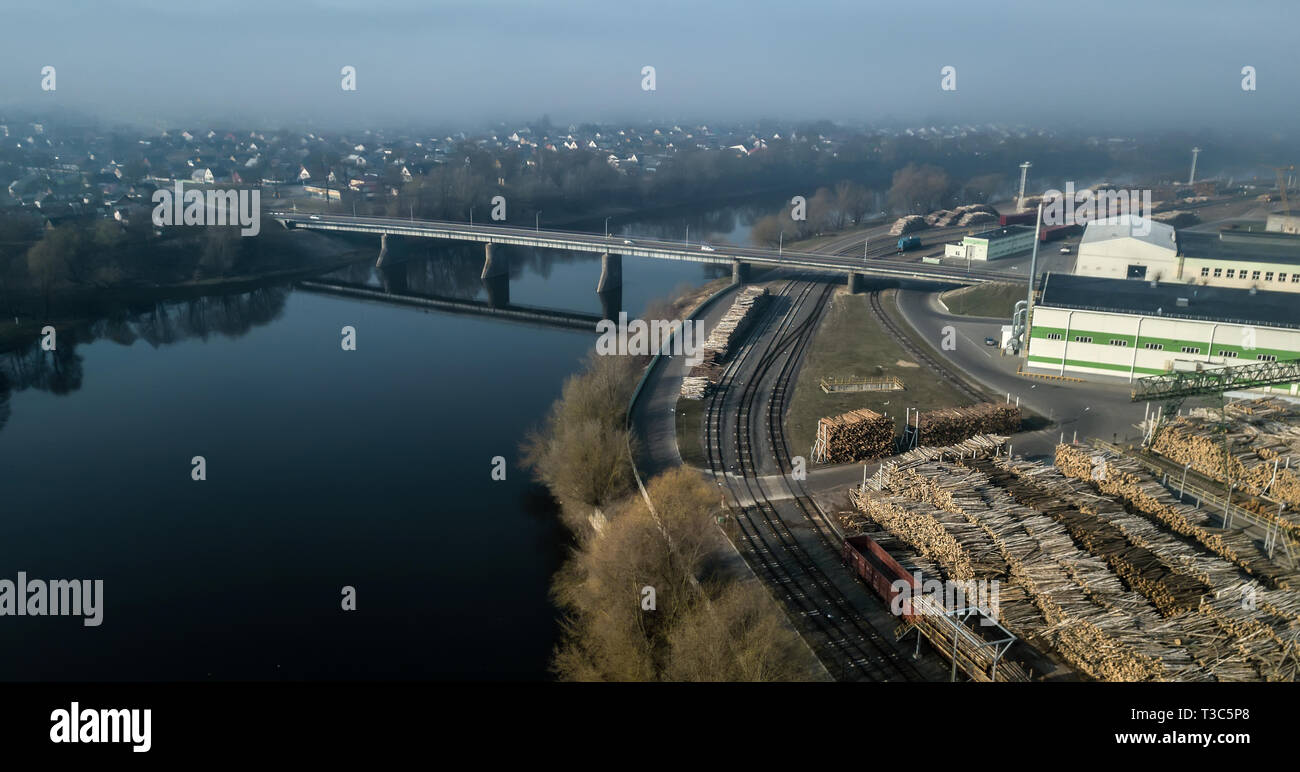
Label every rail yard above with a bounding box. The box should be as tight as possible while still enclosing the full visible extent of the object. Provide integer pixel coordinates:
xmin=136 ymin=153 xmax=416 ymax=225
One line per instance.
xmin=644 ymin=253 xmax=1300 ymax=682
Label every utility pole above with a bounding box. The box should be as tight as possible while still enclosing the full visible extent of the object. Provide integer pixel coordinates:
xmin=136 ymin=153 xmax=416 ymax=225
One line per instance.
xmin=1017 ymin=162 xmax=1032 ymax=212
xmin=1023 ymin=202 xmax=1043 ymax=358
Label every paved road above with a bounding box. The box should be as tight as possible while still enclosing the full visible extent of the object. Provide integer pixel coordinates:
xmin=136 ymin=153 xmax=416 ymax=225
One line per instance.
xmin=893 ymin=288 xmax=1147 ymax=458
xmin=271 ymin=211 xmax=1028 ymax=286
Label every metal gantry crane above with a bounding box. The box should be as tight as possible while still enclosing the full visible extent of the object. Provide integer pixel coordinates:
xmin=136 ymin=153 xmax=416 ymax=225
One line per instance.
xmin=1132 ymin=359 xmax=1300 ymax=561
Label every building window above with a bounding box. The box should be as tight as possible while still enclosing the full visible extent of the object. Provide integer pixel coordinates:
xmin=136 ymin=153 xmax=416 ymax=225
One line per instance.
xmin=1226 ymin=269 xmax=1235 ymax=278
xmin=1252 ymin=270 xmax=1261 ymax=280
xmin=1181 ymin=346 xmax=1200 ymax=354
xmin=1279 ymin=273 xmax=1288 ymax=282
xmin=1266 ymin=272 xmax=1274 ymax=281
xmin=1110 ymin=339 xmax=1129 ymax=347
xmin=1045 ymin=333 xmax=1063 ymax=340
xmin=1213 ymin=268 xmax=1222 ymax=277
xmin=1258 ymin=354 xmax=1278 ymax=362
xmin=1293 ymin=274 xmax=1300 ymax=283
xmin=1145 ymin=342 xmax=1164 ymax=350
xmin=1074 ymin=335 xmax=1093 ymax=343
xmin=1200 ymin=267 xmax=1210 ymax=277
xmin=1218 ymin=350 xmax=1239 ymax=358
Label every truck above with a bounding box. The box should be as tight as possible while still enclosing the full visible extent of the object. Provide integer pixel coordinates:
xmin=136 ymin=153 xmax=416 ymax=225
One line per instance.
xmin=896 ymin=236 xmax=922 ymax=252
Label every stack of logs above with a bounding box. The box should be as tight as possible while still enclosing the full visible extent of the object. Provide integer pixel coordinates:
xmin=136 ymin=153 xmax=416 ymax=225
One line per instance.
xmin=811 ymin=409 xmax=894 ymax=463
xmin=1149 ymin=416 xmax=1300 ymax=537
xmin=680 ymin=286 xmax=768 ymax=400
xmin=915 ymin=403 xmax=1021 ymax=447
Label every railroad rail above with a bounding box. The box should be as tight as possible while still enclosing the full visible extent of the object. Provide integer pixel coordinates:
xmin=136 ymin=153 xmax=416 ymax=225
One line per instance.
xmin=704 ymin=276 xmax=924 ymax=681
xmin=866 ymin=289 xmax=987 ymax=403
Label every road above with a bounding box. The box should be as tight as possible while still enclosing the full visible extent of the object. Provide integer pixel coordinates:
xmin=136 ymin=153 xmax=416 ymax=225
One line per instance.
xmin=893 ymin=287 xmax=1147 ymax=457
xmin=271 ymin=211 xmax=1029 ymax=287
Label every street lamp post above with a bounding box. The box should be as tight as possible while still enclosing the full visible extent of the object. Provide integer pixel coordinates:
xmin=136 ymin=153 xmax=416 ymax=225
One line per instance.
xmin=605 ymin=216 xmax=611 ymax=238
xmin=685 ymin=224 xmax=690 ymax=245
xmin=470 ymin=207 xmax=474 ymax=227
xmin=779 ymin=231 xmax=783 ymax=257
xmin=536 ymin=211 xmax=541 ymax=233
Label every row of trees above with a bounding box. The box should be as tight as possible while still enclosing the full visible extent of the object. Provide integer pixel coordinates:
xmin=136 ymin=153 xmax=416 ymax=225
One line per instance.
xmin=749 ymin=166 xmax=1011 ymax=247
xmin=522 ymin=348 xmax=822 ymax=681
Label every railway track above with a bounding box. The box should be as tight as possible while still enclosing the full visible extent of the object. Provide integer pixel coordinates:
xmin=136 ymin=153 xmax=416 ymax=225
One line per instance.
xmin=866 ymin=288 xmax=987 ymax=404
xmin=704 ymin=276 xmax=924 ymax=682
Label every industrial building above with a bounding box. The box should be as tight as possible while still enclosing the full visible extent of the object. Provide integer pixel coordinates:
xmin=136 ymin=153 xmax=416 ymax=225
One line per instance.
xmin=1072 ymin=217 xmax=1300 ymax=293
xmin=1026 ymin=273 xmax=1300 ymax=392
xmin=944 ymin=224 xmax=1036 ymax=261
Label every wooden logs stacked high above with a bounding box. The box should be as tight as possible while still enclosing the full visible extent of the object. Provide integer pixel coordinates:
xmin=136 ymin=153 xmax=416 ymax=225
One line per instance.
xmin=889 ymin=215 xmax=927 ymax=236
xmin=916 ymin=403 xmax=1020 ymax=447
xmin=680 ymin=286 xmax=768 ymax=400
xmin=811 ymin=409 xmax=894 ymax=463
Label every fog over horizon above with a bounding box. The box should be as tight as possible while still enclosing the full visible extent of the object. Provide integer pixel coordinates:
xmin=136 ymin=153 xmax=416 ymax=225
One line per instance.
xmin=2 ymin=0 xmax=1298 ymax=135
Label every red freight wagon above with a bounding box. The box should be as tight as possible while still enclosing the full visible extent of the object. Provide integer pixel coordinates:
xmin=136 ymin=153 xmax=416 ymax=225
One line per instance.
xmin=998 ymin=212 xmax=1037 ymax=226
xmin=841 ymin=534 xmax=919 ymax=621
xmin=1039 ymin=223 xmax=1082 ymax=242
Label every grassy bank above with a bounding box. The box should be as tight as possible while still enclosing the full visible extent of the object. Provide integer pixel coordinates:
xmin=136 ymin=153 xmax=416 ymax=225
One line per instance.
xmin=784 ymin=288 xmax=972 ymax=461
xmin=939 ymin=281 xmax=1023 ymax=319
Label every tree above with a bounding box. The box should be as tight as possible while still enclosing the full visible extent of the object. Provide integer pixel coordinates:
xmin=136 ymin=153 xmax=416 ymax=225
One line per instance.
xmin=886 ymin=163 xmax=951 ymax=214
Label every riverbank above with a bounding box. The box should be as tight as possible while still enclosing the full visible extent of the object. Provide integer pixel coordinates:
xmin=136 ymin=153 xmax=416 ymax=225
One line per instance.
xmin=0 ymin=229 xmax=372 ymax=350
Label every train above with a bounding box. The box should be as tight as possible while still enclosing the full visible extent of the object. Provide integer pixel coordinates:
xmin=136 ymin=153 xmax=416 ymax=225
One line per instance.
xmin=841 ymin=534 xmax=918 ymax=621
xmin=998 ymin=212 xmax=1037 ymax=226
xmin=896 ymin=236 xmax=922 ymax=252
xmin=1039 ymin=223 xmax=1081 ymax=242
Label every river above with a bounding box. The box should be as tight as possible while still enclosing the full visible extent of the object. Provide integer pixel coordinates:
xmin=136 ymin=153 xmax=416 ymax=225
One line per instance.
xmin=0 ymin=199 xmax=776 ymax=680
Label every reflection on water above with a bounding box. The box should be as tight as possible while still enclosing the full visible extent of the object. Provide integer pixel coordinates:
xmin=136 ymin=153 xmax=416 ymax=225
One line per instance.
xmin=0 ymin=202 xmax=755 ymax=680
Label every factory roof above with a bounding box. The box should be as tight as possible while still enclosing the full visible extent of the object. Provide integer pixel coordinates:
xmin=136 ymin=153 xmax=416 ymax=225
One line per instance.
xmin=1038 ymin=273 xmax=1300 ymax=330
xmin=1080 ymin=218 xmax=1177 ymax=251
xmin=1177 ymin=228 xmax=1300 ymax=265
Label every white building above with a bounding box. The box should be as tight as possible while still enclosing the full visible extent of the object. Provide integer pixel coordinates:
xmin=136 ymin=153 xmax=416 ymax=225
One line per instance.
xmin=1073 ymin=218 xmax=1300 ymax=293
xmin=1027 ymin=274 xmax=1300 ymax=394
xmin=953 ymin=225 xmax=1036 ymax=261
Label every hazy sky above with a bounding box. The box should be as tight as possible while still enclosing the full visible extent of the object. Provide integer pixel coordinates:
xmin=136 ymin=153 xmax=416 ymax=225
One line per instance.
xmin=2 ymin=0 xmax=1298 ymax=132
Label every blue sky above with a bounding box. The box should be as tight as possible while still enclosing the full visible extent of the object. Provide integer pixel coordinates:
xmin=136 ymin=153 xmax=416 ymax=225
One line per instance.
xmin=1 ymin=0 xmax=1296 ymax=131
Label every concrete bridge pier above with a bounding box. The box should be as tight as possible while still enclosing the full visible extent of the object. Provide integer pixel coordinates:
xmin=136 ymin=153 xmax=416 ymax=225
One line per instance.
xmin=846 ymin=272 xmax=864 ymax=293
xmin=732 ymin=259 xmax=751 ymax=284
xmin=483 ymin=272 xmax=510 ymax=308
xmin=596 ymin=253 xmax=622 ymax=293
xmin=597 ymin=285 xmax=622 ymax=321
xmin=480 ymin=243 xmax=508 ymax=279
xmin=375 ymin=233 xmax=389 ymax=268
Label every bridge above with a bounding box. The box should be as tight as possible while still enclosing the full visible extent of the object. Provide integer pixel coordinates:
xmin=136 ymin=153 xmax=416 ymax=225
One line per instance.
xmin=270 ymin=211 xmax=1029 ymax=294
xmin=296 ymin=278 xmax=604 ymax=332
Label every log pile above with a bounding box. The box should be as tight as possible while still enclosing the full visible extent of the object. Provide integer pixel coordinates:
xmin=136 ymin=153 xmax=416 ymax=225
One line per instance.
xmin=1055 ymin=444 xmax=1294 ymax=589
xmin=811 ymin=409 xmax=894 ymax=463
xmin=888 ymin=215 xmax=927 ymax=236
xmin=915 ymin=403 xmax=1020 ymax=447
xmin=679 ymin=286 xmax=768 ymax=400
xmin=855 ymin=447 xmax=1201 ymax=681
xmin=1150 ymin=415 xmax=1300 ymax=537
xmin=957 ymin=211 xmax=998 ymax=227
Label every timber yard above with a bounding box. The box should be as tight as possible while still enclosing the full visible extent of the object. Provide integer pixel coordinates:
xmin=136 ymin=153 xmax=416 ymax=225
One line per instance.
xmin=628 ymin=187 xmax=1300 ymax=683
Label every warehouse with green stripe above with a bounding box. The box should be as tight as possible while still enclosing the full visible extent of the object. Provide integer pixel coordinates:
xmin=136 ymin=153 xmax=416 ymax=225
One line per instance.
xmin=1026 ymin=273 xmax=1300 ymax=393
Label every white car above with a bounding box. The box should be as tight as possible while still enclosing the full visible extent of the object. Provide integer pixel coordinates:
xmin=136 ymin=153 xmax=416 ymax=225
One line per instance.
xmin=623 ymin=239 xmax=634 ymax=245
xmin=700 ymin=245 xmax=715 ymax=252
xmin=1059 ymin=246 xmax=1071 ymax=254
xmin=309 ymin=215 xmax=321 ymax=220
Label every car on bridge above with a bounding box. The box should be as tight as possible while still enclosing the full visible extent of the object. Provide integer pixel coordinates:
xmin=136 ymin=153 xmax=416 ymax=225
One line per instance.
xmin=700 ymin=244 xmax=715 ymax=252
